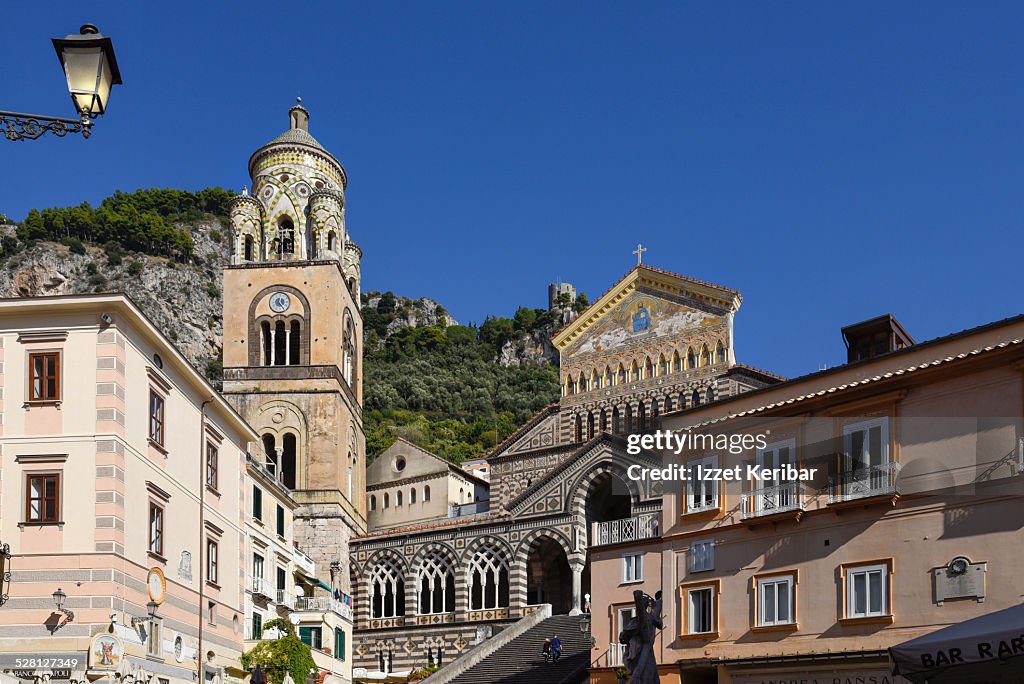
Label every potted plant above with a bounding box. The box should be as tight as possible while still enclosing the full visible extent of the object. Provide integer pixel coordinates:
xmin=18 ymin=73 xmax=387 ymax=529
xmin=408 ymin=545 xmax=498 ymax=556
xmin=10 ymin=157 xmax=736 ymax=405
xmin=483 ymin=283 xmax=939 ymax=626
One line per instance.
xmin=613 ymin=666 xmax=630 ymax=684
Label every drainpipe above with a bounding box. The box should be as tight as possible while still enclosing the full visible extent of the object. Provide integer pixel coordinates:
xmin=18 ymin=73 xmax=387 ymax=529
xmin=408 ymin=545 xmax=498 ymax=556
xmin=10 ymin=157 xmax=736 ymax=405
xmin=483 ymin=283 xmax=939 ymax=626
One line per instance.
xmin=198 ymin=397 xmax=214 ymax=682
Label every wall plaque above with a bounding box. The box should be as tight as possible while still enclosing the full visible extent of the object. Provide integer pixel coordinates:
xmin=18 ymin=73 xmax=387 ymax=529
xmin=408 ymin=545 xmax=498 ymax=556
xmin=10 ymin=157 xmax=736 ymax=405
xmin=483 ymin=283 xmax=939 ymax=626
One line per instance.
xmin=933 ymin=556 xmax=986 ymax=605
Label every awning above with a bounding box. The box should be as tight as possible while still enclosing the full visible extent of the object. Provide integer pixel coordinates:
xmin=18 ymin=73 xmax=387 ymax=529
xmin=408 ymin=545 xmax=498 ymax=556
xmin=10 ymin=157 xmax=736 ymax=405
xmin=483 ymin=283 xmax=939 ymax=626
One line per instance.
xmin=298 ymin=572 xmax=333 ymax=593
xmin=889 ymin=602 xmax=1024 ymax=683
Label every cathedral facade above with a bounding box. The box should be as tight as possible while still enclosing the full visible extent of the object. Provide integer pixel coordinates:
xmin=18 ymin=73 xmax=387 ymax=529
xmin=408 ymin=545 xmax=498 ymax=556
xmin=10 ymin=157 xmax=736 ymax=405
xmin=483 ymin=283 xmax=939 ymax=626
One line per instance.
xmin=349 ymin=264 xmax=780 ymax=675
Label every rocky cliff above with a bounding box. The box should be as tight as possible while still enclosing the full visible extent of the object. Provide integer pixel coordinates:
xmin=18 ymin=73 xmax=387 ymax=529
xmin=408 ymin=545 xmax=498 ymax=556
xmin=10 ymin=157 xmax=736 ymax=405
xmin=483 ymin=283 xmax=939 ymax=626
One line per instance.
xmin=0 ymin=219 xmax=228 ymax=371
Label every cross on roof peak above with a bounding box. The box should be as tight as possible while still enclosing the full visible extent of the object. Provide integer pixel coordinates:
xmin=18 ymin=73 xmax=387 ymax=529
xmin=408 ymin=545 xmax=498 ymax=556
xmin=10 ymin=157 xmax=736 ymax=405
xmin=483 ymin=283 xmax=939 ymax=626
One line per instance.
xmin=633 ymin=243 xmax=647 ymax=266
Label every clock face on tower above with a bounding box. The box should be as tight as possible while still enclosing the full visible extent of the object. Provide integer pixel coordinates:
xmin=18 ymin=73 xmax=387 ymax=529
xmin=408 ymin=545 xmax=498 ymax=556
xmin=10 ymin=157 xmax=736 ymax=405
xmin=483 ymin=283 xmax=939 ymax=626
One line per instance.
xmin=147 ymin=566 xmax=166 ymax=604
xmin=270 ymin=292 xmax=291 ymax=313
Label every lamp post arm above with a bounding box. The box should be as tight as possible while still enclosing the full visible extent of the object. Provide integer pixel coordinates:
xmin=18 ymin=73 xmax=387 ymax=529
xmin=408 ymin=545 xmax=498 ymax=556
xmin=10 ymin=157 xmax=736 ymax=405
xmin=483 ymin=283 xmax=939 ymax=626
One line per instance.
xmin=0 ymin=110 xmax=92 ymax=141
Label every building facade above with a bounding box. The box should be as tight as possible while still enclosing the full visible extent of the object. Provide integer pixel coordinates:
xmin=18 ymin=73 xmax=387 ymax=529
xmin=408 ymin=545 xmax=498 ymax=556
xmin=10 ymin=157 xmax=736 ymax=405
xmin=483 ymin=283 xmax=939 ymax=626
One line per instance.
xmin=349 ymin=266 xmax=778 ymax=676
xmin=0 ymin=294 xmax=256 ymax=684
xmin=588 ymin=314 xmax=1024 ymax=683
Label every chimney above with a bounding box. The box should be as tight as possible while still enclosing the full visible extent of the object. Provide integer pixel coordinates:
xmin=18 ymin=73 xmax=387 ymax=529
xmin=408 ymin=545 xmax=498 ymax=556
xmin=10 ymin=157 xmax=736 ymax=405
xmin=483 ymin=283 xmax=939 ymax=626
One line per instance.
xmin=841 ymin=314 xmax=914 ymax=363
xmin=289 ymin=97 xmax=309 ymax=132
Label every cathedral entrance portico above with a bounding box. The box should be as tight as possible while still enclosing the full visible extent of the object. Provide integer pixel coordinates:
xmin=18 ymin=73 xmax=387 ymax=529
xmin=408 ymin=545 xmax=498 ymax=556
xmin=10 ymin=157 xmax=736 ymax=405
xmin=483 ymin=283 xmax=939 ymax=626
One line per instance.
xmin=526 ymin=536 xmax=573 ymax=614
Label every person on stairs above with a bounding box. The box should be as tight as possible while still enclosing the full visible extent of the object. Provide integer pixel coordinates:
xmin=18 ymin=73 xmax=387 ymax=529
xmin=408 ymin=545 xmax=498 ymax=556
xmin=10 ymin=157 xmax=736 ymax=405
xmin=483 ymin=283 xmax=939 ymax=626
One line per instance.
xmin=541 ymin=638 xmax=552 ymax=662
xmin=551 ymin=635 xmax=562 ymax=662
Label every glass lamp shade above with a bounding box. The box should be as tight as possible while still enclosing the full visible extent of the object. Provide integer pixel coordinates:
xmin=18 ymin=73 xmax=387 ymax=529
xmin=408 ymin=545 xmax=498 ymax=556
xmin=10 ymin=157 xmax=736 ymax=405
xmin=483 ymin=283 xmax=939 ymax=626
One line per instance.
xmin=52 ymin=24 xmax=122 ymax=117
xmin=53 ymin=587 xmax=66 ymax=610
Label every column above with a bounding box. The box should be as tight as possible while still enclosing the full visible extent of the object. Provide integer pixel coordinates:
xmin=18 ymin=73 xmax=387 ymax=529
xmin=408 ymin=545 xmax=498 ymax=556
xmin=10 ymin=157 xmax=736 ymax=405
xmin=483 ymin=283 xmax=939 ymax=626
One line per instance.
xmin=569 ymin=561 xmax=584 ymax=616
xmin=270 ymin=327 xmax=277 ymax=365
xmin=285 ymin=327 xmax=291 ymax=366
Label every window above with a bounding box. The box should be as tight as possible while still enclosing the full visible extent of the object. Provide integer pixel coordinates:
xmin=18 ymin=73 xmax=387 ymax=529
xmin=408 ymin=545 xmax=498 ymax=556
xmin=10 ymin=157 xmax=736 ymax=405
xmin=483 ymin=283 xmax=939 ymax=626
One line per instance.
xmin=253 ymin=553 xmax=264 ymax=581
xmin=410 ymin=488 xmax=416 ymax=504
xmin=370 ymin=557 xmax=406 ymax=618
xmin=370 ymin=495 xmax=376 ymax=511
xmin=276 ymin=504 xmax=285 ymax=537
xmin=25 ymin=473 xmax=60 ymax=523
xmin=690 ymin=540 xmax=714 ymax=573
xmin=334 ymin=628 xmax=346 ymax=661
xmin=687 ymin=586 xmax=715 ymax=634
xmin=622 ymin=552 xmax=644 ymax=583
xmin=251 ymin=612 xmax=263 ymax=640
xmin=28 ymin=352 xmax=60 ymax=401
xmin=617 ymin=606 xmax=636 ymax=634
xmin=208 ymin=601 xmax=216 ymax=625
xmin=418 ymin=553 xmax=456 ymax=615
xmin=252 ymin=486 xmax=263 ymax=521
xmin=149 ymin=502 xmax=164 ymax=556
xmin=207 ymin=539 xmax=218 ymax=585
xmin=276 ymin=566 xmax=287 ymax=593
xmin=383 ymin=493 xmax=389 ymax=509
xmin=686 ymin=455 xmax=719 ymax=513
xmin=468 ymin=543 xmax=510 ymax=610
xmin=843 ymin=418 xmax=890 ymax=472
xmin=299 ymin=626 xmax=322 ymax=650
xmin=424 ymin=486 xmax=431 ymax=502
xmin=149 ymin=390 xmax=165 ymax=446
xmin=845 ymin=562 xmax=890 ymax=619
xmin=147 ymin=618 xmax=162 ymax=656
xmin=206 ymin=442 xmax=218 ymax=490
xmin=244 ymin=235 xmax=255 ymax=262
xmin=757 ymin=574 xmax=795 ymax=627
xmin=397 ymin=490 xmax=403 ymax=507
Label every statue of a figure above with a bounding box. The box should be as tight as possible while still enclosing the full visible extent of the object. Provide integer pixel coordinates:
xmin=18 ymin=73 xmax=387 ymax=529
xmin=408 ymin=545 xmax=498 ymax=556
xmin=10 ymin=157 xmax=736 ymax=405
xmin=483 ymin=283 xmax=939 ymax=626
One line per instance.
xmin=618 ymin=589 xmax=663 ymax=683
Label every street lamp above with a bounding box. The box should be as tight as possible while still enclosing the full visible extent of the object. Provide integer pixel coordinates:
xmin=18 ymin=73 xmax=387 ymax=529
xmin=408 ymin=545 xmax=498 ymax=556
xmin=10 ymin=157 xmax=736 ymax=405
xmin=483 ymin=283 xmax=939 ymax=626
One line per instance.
xmin=51 ymin=587 xmax=75 ymax=632
xmin=1 ymin=23 xmax=122 ymax=141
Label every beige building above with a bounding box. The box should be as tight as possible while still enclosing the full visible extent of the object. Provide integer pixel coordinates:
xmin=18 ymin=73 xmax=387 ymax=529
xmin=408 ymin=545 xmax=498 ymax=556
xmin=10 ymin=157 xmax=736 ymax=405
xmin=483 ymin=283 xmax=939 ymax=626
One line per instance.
xmin=366 ymin=439 xmax=488 ymax=532
xmin=0 ymin=294 xmax=256 ymax=684
xmin=588 ymin=313 xmax=1024 ymax=683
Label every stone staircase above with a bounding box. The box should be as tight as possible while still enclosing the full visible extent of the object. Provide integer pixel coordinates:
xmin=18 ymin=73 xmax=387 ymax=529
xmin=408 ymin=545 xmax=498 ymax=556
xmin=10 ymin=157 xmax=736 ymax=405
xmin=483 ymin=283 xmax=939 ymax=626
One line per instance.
xmin=441 ymin=614 xmax=590 ymax=684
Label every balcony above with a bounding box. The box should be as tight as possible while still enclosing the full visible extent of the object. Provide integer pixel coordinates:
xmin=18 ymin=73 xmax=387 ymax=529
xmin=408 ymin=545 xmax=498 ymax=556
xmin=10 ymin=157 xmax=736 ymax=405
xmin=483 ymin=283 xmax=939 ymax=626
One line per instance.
xmin=276 ymin=589 xmax=296 ymax=610
xmin=296 ymin=595 xmax=353 ymax=621
xmin=741 ymin=482 xmax=807 ymax=521
xmin=293 ymin=546 xmax=316 ymax=575
xmin=249 ymin=575 xmax=275 ymax=601
xmin=828 ymin=462 xmax=902 ymax=504
xmin=590 ymin=513 xmax=660 ymax=547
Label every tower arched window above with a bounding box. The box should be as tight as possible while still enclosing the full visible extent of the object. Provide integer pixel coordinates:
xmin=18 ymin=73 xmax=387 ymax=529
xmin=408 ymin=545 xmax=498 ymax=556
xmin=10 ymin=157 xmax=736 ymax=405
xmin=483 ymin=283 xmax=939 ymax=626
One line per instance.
xmin=384 ymin=493 xmax=390 ymax=508
xmin=279 ymin=218 xmax=295 ymax=258
xmin=673 ymin=351 xmax=682 ymax=373
xmin=327 ymin=231 xmax=337 ymax=252
xmin=274 ymin=321 xmax=287 ymax=366
xmin=468 ymin=543 xmax=510 ymax=610
xmin=574 ymin=415 xmax=583 ymax=442
xmin=716 ymin=341 xmax=727 ymax=364
xmin=418 ymin=553 xmax=455 ymax=615
xmin=370 ymin=495 xmax=376 ymax=511
xmin=424 ymin=485 xmax=431 ymax=502
xmin=369 ymin=557 xmax=405 ymax=618
xmin=612 ymin=407 xmax=621 ymax=434
xmin=587 ymin=411 xmax=595 ymax=439
xmin=262 ymin=434 xmax=278 ymax=477
xmin=397 ymin=490 xmax=403 ymax=507
xmin=410 ymin=488 xmax=416 ymax=504
xmin=244 ymin=235 xmax=255 ymax=262
xmin=692 ymin=389 xmax=701 ymax=406
xmin=343 ymin=315 xmax=356 ymax=386
xmin=282 ymin=433 xmax=297 ymax=489
xmin=599 ymin=409 xmax=608 ymax=432
xmin=700 ymin=344 xmax=710 ymax=367
xmin=706 ymin=386 xmax=715 ymax=403
xmin=687 ymin=348 xmax=697 ymax=369
xmin=289 ymin=320 xmax=301 ymax=365
xmin=261 ymin=321 xmax=272 ymax=366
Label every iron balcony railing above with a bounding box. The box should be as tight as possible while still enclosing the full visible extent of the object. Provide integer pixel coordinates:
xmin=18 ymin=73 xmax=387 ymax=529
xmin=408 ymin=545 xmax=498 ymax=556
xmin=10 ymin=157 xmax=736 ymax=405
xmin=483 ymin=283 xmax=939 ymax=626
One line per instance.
xmin=608 ymin=643 xmax=627 ymax=667
xmin=828 ymin=462 xmax=902 ymax=503
xmin=591 ymin=513 xmax=660 ymax=547
xmin=248 ymin=575 xmax=275 ymax=600
xmin=741 ymin=482 xmax=807 ymax=519
xmin=296 ymin=595 xmax=353 ymax=621
xmin=276 ymin=589 xmax=296 ymax=610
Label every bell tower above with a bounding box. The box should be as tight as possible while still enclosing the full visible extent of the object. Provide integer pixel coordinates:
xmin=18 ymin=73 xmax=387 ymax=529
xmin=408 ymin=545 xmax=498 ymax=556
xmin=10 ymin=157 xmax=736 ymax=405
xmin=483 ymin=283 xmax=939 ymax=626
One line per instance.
xmin=222 ymin=100 xmax=366 ymax=588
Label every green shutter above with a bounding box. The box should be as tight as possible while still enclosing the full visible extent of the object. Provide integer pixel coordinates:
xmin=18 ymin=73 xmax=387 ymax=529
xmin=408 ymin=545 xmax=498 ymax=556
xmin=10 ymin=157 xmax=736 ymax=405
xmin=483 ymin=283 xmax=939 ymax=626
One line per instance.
xmin=335 ymin=628 xmax=345 ymax=661
xmin=277 ymin=505 xmax=285 ymax=536
xmin=253 ymin=486 xmax=263 ymax=520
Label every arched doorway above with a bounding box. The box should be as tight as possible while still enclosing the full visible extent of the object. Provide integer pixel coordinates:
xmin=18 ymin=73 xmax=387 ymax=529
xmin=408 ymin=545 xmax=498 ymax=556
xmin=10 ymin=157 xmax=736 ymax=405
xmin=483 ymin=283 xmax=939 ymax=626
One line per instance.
xmin=585 ymin=471 xmax=632 ymax=524
xmin=526 ymin=537 xmax=572 ymax=614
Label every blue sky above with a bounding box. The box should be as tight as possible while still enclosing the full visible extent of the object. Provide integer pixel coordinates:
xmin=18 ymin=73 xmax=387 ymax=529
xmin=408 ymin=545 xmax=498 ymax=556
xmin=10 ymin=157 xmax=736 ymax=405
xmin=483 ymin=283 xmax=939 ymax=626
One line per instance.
xmin=3 ymin=2 xmax=1022 ymax=378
